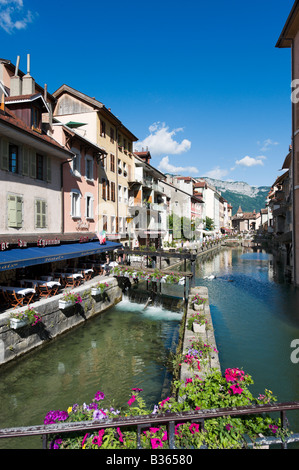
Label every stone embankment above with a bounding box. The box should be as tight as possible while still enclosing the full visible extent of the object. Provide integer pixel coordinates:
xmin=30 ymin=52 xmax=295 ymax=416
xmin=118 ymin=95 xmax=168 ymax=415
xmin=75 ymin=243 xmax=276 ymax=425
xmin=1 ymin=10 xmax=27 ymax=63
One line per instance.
xmin=180 ymin=285 xmax=221 ymax=384
xmin=0 ymin=276 xmax=122 ymax=368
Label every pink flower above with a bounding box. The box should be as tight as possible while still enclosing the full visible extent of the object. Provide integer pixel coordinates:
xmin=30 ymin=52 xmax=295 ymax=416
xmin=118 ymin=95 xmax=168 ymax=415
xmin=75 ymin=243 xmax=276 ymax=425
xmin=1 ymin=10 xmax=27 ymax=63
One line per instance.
xmin=117 ymin=427 xmax=124 ymax=443
xmin=92 ymin=429 xmax=105 ymax=447
xmin=228 ymin=384 xmax=243 ymax=395
xmin=151 ymin=438 xmax=163 ymax=449
xmin=225 ymin=368 xmax=245 ymax=383
xmin=159 ymin=397 xmax=170 ymax=408
xmin=128 ymin=395 xmax=136 ymax=406
xmin=162 ymin=430 xmax=167 ymax=441
xmin=189 ymin=423 xmax=200 ymax=434
xmin=81 ymin=433 xmax=89 ymax=448
xmin=225 ymin=424 xmax=233 ymax=431
xmin=149 ymin=427 xmax=160 ymax=433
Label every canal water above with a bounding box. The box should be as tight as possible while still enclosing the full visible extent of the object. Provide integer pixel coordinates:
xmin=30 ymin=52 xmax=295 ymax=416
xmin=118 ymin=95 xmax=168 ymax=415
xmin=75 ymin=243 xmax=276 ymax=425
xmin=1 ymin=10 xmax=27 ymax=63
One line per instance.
xmin=195 ymin=246 xmax=299 ymax=436
xmin=1 ymin=246 xmax=299 ymax=448
xmin=0 ymin=300 xmax=182 ymax=449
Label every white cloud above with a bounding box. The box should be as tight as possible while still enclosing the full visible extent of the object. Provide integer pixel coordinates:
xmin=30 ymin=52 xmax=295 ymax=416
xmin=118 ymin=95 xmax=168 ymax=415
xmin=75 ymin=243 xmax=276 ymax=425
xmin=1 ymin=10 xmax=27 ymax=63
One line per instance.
xmin=258 ymin=139 xmax=279 ymax=152
xmin=235 ymin=155 xmax=266 ymax=167
xmin=158 ymin=156 xmax=199 ymax=175
xmin=134 ymin=122 xmax=191 ymax=156
xmin=0 ymin=0 xmax=35 ymax=34
xmin=204 ymin=166 xmax=229 ymax=179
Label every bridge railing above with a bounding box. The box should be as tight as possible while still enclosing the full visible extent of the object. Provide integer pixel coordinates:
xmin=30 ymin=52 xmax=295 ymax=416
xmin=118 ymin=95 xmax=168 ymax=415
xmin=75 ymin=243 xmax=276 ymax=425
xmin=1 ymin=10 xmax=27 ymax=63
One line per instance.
xmin=1 ymin=401 xmax=299 ymax=449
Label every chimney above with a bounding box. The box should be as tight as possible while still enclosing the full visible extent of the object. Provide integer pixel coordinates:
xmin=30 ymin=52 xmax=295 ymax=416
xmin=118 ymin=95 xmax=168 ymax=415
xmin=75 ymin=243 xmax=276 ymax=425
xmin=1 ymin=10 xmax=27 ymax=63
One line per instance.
xmin=10 ymin=55 xmax=22 ymax=96
xmin=22 ymin=54 xmax=35 ymax=95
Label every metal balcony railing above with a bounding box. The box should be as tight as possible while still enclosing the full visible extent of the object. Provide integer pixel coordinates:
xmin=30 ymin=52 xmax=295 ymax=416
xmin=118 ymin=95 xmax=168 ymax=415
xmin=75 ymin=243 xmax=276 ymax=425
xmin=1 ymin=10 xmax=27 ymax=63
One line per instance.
xmin=0 ymin=401 xmax=299 ymax=449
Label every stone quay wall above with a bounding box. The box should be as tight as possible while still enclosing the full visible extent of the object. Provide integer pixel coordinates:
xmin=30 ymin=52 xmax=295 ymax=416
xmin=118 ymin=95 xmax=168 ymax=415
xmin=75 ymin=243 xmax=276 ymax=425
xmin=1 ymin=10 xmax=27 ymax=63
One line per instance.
xmin=0 ymin=276 xmax=122 ymax=368
xmin=180 ymin=285 xmax=221 ymax=384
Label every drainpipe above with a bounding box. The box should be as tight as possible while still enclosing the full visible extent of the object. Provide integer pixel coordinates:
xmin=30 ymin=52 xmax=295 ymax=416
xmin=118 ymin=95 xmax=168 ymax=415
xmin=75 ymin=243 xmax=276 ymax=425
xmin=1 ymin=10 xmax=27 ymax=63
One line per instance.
xmin=60 ymin=156 xmax=75 ymax=234
xmin=115 ymin=126 xmax=120 ymax=236
xmin=290 ymin=38 xmax=296 ymax=286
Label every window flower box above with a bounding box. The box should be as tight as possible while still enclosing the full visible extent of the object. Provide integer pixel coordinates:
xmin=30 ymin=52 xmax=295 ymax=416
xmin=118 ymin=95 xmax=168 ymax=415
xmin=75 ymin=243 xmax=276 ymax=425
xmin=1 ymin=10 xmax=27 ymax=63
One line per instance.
xmin=91 ymin=282 xmax=109 ymax=297
xmin=10 ymin=317 xmax=28 ymax=329
xmin=59 ymin=292 xmax=82 ymax=309
xmin=10 ymin=307 xmax=42 ymax=329
xmin=193 ymin=322 xmax=206 ymax=334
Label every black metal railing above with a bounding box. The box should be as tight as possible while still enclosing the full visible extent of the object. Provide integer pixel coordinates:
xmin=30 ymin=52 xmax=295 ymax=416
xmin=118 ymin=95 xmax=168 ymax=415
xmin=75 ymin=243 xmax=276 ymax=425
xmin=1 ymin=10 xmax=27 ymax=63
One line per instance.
xmin=1 ymin=401 xmax=299 ymax=449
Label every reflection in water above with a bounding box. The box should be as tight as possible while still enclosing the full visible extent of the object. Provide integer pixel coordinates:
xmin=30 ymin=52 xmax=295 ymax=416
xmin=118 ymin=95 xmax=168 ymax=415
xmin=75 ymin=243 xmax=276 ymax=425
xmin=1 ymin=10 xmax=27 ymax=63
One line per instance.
xmin=0 ymin=300 xmax=182 ymax=449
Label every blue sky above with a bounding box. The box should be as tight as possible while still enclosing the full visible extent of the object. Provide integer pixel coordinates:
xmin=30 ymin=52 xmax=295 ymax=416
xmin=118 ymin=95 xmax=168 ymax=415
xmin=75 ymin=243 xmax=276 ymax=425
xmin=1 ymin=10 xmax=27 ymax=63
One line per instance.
xmin=0 ymin=0 xmax=295 ymax=187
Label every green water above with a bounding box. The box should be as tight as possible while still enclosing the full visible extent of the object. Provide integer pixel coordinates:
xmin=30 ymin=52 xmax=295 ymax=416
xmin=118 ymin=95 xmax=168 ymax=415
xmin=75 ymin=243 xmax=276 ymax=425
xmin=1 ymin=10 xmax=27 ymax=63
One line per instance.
xmin=0 ymin=299 xmax=182 ymax=449
xmin=194 ymin=247 xmax=299 ymax=435
xmin=1 ymin=246 xmax=299 ymax=449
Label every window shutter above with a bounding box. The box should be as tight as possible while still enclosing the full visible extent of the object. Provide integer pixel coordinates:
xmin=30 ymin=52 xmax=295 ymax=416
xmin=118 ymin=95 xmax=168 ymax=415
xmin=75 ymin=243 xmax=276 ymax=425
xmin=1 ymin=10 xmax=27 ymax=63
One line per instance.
xmin=1 ymin=138 xmax=9 ymax=171
xmin=46 ymin=156 xmax=51 ymax=182
xmin=22 ymin=147 xmax=29 ymax=176
xmin=35 ymin=199 xmax=41 ymax=228
xmin=41 ymin=201 xmax=46 ymax=227
xmin=16 ymin=197 xmax=22 ymax=227
xmin=7 ymin=195 xmax=17 ymax=227
xmin=29 ymin=149 xmax=36 ymax=178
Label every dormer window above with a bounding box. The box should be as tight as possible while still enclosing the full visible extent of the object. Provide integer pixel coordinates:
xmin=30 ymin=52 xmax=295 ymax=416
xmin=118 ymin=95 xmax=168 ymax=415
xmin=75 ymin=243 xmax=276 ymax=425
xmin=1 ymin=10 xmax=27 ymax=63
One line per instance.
xmin=32 ymin=106 xmax=41 ymax=132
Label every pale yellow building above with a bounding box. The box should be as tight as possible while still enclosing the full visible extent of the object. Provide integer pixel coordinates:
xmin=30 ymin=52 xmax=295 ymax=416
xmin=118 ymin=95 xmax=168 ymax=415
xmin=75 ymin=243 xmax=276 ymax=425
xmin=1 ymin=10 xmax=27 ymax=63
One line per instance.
xmin=52 ymin=85 xmax=138 ymax=244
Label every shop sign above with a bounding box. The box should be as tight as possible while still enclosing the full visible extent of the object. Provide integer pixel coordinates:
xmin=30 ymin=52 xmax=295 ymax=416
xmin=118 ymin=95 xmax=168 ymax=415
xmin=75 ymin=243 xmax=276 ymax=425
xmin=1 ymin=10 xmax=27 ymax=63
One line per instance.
xmin=37 ymin=237 xmax=61 ymax=247
xmin=0 ymin=242 xmax=9 ymax=251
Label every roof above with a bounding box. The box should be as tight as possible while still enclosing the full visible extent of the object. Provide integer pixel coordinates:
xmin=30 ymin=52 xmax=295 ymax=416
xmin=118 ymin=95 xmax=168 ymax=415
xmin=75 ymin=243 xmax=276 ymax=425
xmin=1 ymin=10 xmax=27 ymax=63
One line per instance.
xmin=53 ymin=84 xmax=138 ymax=141
xmin=276 ymin=0 xmax=299 ymax=48
xmin=0 ymin=106 xmax=73 ymax=158
xmin=5 ymin=93 xmax=50 ymax=112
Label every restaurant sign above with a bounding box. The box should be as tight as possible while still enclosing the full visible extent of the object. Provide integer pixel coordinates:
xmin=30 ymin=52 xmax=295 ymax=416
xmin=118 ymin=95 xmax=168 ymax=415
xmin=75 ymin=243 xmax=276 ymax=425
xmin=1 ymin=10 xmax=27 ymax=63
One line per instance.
xmin=0 ymin=237 xmax=61 ymax=251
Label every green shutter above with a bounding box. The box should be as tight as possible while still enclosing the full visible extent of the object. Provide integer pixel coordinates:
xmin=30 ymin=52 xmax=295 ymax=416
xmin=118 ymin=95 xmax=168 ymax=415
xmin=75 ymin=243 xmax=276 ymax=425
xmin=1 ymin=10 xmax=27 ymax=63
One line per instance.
xmin=46 ymin=156 xmax=51 ymax=182
xmin=16 ymin=197 xmax=22 ymax=227
xmin=36 ymin=199 xmax=47 ymax=228
xmin=42 ymin=201 xmax=46 ymax=227
xmin=7 ymin=195 xmax=17 ymax=227
xmin=22 ymin=147 xmax=29 ymax=176
xmin=35 ymin=199 xmax=41 ymax=228
xmin=1 ymin=138 xmax=9 ymax=171
xmin=29 ymin=149 xmax=36 ymax=178
xmin=7 ymin=195 xmax=22 ymax=228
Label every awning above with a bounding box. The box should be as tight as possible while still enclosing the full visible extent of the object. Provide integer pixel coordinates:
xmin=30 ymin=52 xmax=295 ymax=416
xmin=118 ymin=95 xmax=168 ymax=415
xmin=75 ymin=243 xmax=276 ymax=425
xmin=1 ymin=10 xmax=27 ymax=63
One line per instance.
xmin=0 ymin=240 xmax=122 ymax=272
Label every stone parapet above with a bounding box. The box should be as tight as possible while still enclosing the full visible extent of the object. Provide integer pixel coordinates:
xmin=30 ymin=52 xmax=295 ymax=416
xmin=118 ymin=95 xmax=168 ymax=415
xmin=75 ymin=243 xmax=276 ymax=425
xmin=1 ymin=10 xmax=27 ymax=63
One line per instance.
xmin=0 ymin=276 xmax=122 ymax=367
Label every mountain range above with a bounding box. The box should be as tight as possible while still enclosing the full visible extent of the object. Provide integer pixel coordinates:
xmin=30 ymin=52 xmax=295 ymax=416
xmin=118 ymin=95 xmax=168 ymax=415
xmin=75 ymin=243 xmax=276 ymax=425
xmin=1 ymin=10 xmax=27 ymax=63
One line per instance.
xmin=199 ymin=177 xmax=270 ymax=215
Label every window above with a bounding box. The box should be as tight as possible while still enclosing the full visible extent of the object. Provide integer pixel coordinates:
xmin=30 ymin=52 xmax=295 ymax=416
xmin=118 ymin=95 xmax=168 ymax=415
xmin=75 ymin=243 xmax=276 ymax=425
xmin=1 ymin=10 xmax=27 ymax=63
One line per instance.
xmin=100 ymin=120 xmax=106 ymax=137
xmin=111 ymin=182 xmax=116 ymax=202
xmin=106 ymin=180 xmax=110 ymax=200
xmin=85 ymin=156 xmax=93 ymax=180
xmin=110 ymin=127 xmax=114 ymax=143
xmin=111 ymin=215 xmax=115 ymax=233
xmin=36 ymin=154 xmax=43 ymax=180
xmin=32 ymin=107 xmax=41 ymax=131
xmin=72 ymin=151 xmax=81 ymax=176
xmin=103 ymin=215 xmax=108 ymax=232
xmin=123 ymin=186 xmax=128 ymax=203
xmin=102 ymin=179 xmax=106 ymax=200
xmin=7 ymin=194 xmax=23 ymax=228
xmin=9 ymin=144 xmax=18 ymax=173
xmin=110 ymin=154 xmax=115 ymax=172
xmin=118 ymin=185 xmax=122 ymax=202
xmin=71 ymin=190 xmax=81 ymax=218
xmin=85 ymin=194 xmax=94 ymax=219
xmin=35 ymin=199 xmax=47 ymax=228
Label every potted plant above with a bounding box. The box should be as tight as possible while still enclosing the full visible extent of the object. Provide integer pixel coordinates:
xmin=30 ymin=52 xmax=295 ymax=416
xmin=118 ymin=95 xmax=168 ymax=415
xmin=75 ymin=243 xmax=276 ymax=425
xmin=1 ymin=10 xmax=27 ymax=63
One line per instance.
xmin=59 ymin=292 xmax=83 ymax=309
xmin=91 ymin=282 xmax=109 ymax=296
xmin=10 ymin=307 xmax=42 ymax=329
xmin=187 ymin=312 xmax=207 ymax=333
xmin=190 ymin=294 xmax=207 ymax=311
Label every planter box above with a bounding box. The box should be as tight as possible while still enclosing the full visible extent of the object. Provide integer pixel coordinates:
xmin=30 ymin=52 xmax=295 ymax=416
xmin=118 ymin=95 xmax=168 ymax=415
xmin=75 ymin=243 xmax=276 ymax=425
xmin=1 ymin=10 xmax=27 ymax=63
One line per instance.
xmin=193 ymin=303 xmax=205 ymax=311
xmin=59 ymin=300 xmax=75 ymax=310
xmin=193 ymin=322 xmax=206 ymax=334
xmin=91 ymin=288 xmax=104 ymax=297
xmin=10 ymin=317 xmax=28 ymax=329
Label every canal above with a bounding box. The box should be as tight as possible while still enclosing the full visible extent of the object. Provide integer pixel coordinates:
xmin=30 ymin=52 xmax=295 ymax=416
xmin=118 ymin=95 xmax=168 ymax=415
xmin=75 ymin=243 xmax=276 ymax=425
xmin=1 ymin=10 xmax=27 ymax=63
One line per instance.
xmin=195 ymin=246 xmax=299 ymax=436
xmin=0 ymin=245 xmax=299 ymax=448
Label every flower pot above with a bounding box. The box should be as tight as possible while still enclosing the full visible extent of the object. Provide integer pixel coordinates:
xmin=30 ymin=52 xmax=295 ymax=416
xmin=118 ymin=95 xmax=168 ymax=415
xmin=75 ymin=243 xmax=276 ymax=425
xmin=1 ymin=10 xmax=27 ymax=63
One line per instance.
xmin=59 ymin=300 xmax=75 ymax=310
xmin=10 ymin=317 xmax=28 ymax=329
xmin=193 ymin=303 xmax=204 ymax=311
xmin=91 ymin=288 xmax=104 ymax=298
xmin=193 ymin=322 xmax=206 ymax=334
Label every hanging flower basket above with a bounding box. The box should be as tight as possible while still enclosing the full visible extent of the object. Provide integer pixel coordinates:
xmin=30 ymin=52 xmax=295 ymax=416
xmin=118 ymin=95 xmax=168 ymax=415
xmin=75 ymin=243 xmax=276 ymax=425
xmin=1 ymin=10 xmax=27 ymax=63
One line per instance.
xmin=91 ymin=282 xmax=109 ymax=297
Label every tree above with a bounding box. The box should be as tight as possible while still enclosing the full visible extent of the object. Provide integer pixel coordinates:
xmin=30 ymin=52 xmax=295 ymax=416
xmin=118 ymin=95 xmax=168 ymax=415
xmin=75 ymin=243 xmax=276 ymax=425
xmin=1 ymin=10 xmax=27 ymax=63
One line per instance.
xmin=204 ymin=216 xmax=215 ymax=231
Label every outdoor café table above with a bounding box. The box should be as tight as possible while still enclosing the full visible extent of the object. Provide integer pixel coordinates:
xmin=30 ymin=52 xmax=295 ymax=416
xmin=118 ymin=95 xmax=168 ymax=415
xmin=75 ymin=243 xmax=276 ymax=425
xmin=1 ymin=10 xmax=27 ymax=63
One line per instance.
xmin=21 ymin=279 xmax=61 ymax=288
xmin=58 ymin=272 xmax=83 ymax=279
xmin=0 ymin=285 xmax=35 ymax=296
